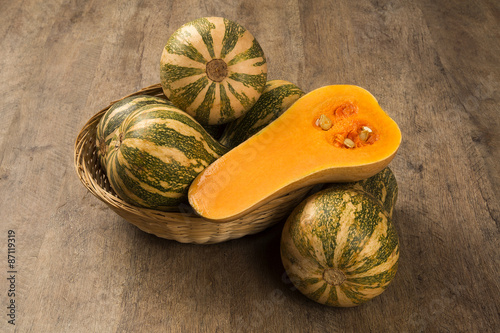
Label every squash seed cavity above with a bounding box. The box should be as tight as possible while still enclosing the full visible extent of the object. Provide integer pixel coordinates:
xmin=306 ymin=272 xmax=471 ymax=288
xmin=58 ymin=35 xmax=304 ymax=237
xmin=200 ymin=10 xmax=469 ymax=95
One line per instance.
xmin=314 ymin=104 xmax=377 ymax=149
xmin=330 ymin=124 xmax=378 ymax=149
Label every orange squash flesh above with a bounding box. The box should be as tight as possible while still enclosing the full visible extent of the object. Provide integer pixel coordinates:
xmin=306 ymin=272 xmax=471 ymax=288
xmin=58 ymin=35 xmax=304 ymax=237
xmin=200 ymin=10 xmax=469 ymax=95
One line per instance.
xmin=188 ymin=85 xmax=402 ymax=221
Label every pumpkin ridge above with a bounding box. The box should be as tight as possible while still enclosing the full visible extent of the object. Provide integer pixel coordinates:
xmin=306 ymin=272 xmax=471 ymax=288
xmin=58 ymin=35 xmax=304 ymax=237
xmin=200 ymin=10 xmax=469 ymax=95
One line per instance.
xmin=332 ymin=197 xmax=361 ymax=269
xmin=122 ymin=136 xmax=211 ymax=173
xmin=227 ymin=81 xmax=253 ymax=109
xmin=348 ymin=243 xmax=399 ymax=277
xmin=347 ymin=225 xmax=399 ymax=276
xmin=227 ymin=38 xmax=266 ymax=66
xmin=220 ymin=18 xmax=246 ymax=60
xmin=325 ymin=286 xmax=340 ymax=305
xmin=347 ymin=265 xmax=398 ymax=287
xmin=111 ymin=168 xmax=152 ymax=206
xmin=335 ymin=285 xmax=356 ymax=307
xmin=113 ymin=155 xmax=184 ymax=202
xmin=160 ymin=63 xmax=206 ymax=84
xmin=192 ymin=17 xmax=216 ymax=59
xmin=339 ymin=283 xmax=369 ymax=305
xmin=170 ymin=76 xmax=210 ymax=111
xmin=218 ymin=83 xmax=234 ymax=123
xmin=119 ymin=148 xmax=190 ymax=193
xmin=343 ymin=217 xmax=389 ymax=273
xmin=307 ymin=282 xmax=328 ymax=302
xmin=192 ymin=82 xmax=216 ymax=125
xmin=165 ymin=29 xmax=207 ymax=64
xmin=228 ymin=71 xmax=267 ymax=92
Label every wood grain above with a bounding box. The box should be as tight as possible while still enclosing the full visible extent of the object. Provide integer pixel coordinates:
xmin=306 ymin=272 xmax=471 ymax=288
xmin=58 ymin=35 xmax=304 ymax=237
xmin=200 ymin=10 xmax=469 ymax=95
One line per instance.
xmin=0 ymin=0 xmax=499 ymax=332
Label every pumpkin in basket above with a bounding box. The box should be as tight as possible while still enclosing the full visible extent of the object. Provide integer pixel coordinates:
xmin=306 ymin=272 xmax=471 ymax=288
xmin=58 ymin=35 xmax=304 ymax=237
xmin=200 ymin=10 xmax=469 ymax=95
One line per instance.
xmin=95 ymin=95 xmax=173 ymax=169
xmin=105 ymin=102 xmax=228 ymax=211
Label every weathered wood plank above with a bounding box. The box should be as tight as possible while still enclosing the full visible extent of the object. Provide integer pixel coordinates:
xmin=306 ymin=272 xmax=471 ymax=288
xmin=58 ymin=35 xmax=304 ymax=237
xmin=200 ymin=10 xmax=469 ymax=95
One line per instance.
xmin=0 ymin=0 xmax=498 ymax=332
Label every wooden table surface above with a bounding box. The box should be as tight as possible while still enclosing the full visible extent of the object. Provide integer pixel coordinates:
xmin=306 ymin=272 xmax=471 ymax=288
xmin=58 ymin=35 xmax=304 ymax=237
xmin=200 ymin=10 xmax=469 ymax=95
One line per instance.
xmin=1 ymin=0 xmax=499 ymax=332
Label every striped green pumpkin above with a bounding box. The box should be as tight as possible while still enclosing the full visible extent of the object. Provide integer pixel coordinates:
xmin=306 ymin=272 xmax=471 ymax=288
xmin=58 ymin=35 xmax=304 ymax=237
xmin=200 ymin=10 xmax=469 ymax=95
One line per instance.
xmin=160 ymin=17 xmax=267 ymax=126
xmin=105 ymin=103 xmax=228 ymax=211
xmin=280 ymin=168 xmax=399 ymax=307
xmin=96 ymin=95 xmax=172 ymax=168
xmin=219 ymin=80 xmax=305 ymax=148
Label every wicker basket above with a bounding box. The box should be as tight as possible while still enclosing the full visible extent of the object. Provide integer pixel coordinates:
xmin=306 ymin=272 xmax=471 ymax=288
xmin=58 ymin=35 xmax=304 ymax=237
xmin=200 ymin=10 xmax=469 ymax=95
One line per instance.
xmin=74 ymin=83 xmax=313 ymax=244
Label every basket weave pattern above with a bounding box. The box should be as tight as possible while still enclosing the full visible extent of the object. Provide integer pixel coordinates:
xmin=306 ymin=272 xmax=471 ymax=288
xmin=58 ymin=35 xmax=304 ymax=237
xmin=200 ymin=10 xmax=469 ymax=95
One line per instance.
xmin=74 ymin=84 xmax=312 ymax=244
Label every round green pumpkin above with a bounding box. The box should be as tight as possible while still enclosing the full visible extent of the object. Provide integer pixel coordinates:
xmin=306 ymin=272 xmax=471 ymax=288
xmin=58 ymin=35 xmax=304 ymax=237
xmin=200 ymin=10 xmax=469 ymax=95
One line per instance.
xmin=106 ymin=103 xmax=228 ymax=211
xmin=160 ymin=17 xmax=268 ymax=125
xmin=280 ymin=168 xmax=399 ymax=307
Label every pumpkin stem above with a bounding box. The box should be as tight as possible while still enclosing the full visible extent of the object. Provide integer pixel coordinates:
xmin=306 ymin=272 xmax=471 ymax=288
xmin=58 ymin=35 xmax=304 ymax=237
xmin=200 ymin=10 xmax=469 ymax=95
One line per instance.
xmin=114 ymin=132 xmax=124 ymax=150
xmin=206 ymin=59 xmax=228 ymax=82
xmin=323 ymin=268 xmax=346 ymax=286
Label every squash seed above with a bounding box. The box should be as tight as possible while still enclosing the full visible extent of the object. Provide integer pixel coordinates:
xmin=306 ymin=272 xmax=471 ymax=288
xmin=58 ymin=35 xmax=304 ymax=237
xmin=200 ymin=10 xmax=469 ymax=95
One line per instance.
xmin=359 ymin=131 xmax=369 ymax=141
xmin=318 ymin=114 xmax=332 ymax=130
xmin=344 ymin=138 xmax=355 ymax=148
xmin=359 ymin=126 xmax=372 ymax=142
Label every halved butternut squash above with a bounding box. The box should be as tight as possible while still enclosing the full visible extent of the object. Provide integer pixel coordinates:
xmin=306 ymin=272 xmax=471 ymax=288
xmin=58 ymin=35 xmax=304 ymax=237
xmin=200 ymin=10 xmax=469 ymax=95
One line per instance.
xmin=188 ymin=85 xmax=402 ymax=221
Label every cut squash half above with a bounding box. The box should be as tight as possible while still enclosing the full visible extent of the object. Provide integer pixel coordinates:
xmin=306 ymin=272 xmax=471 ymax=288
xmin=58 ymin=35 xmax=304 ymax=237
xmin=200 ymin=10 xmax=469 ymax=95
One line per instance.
xmin=188 ymin=85 xmax=402 ymax=221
